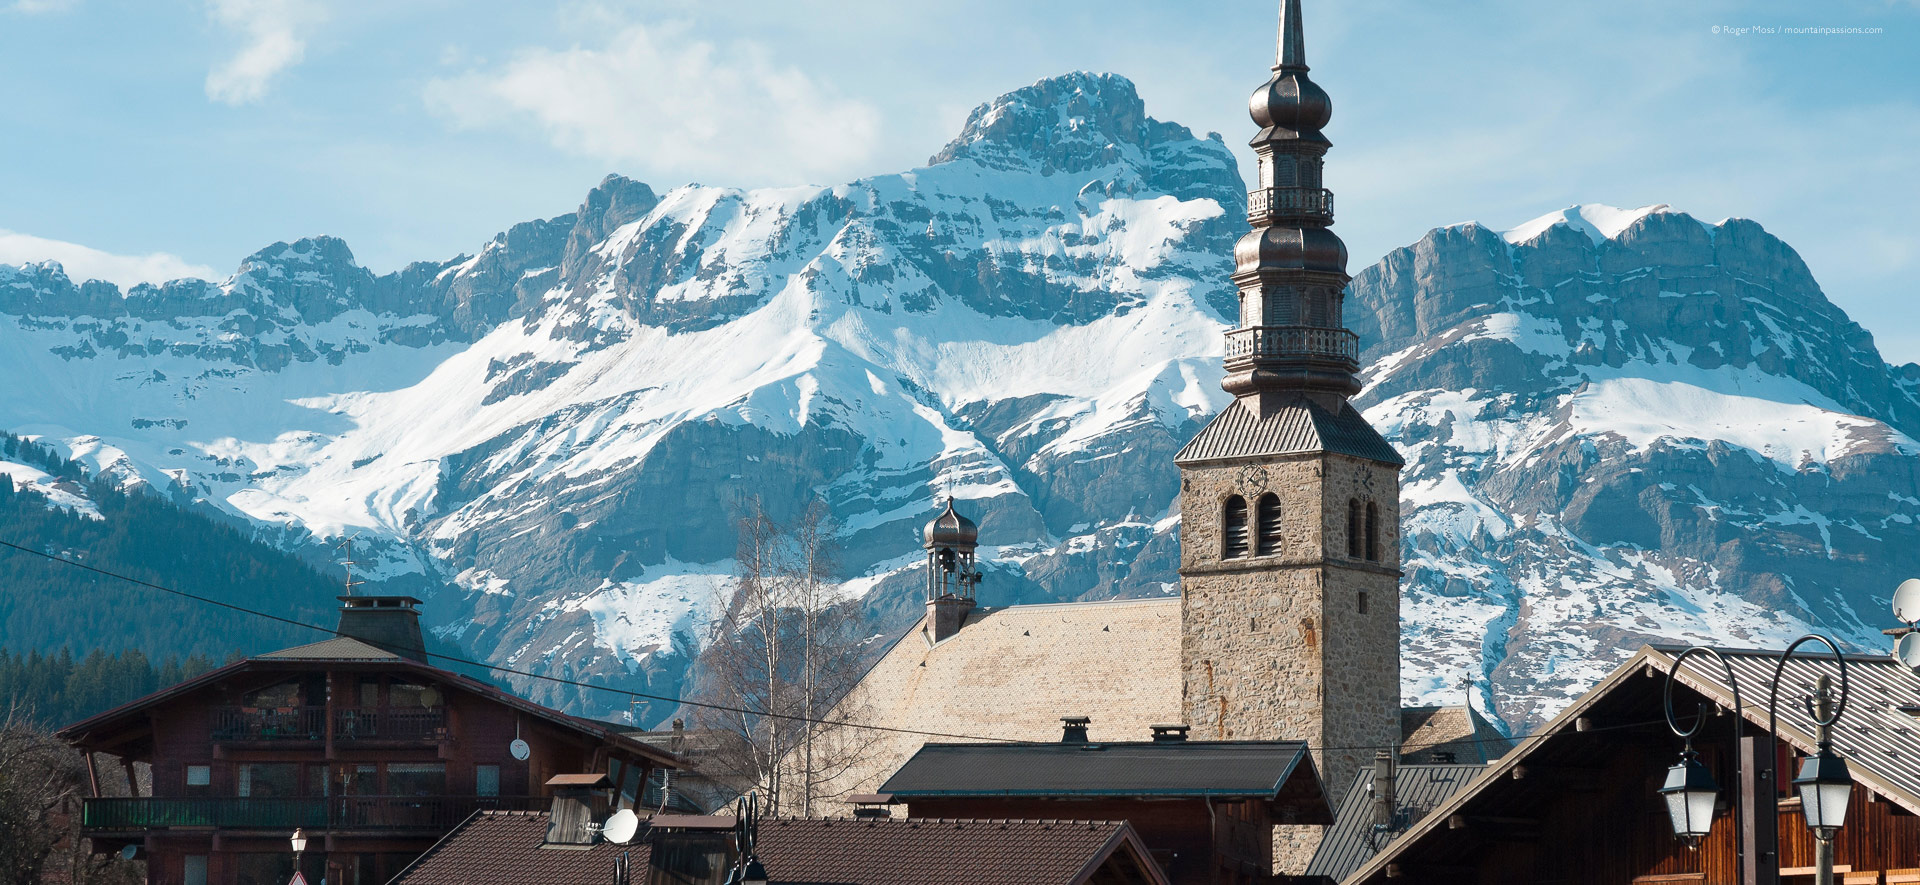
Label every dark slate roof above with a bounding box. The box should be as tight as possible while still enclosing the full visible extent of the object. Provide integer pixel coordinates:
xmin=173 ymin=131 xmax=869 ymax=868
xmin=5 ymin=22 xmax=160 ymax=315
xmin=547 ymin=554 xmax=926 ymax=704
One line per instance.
xmin=879 ymin=740 xmax=1314 ymax=799
xmin=392 ymin=811 xmax=1169 ymax=885
xmin=1301 ymin=764 xmax=1484 ymax=881
xmin=1173 ymin=396 xmax=1403 ymax=466
xmin=253 ymin=636 xmax=400 ymax=661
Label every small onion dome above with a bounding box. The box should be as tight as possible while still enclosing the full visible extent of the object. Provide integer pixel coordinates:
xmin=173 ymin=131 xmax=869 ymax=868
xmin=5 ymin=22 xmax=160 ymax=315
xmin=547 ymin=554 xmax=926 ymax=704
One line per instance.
xmin=923 ymin=499 xmax=979 ymax=549
xmin=1234 ymin=225 xmax=1349 ymax=277
xmin=1249 ymin=69 xmax=1331 ymax=144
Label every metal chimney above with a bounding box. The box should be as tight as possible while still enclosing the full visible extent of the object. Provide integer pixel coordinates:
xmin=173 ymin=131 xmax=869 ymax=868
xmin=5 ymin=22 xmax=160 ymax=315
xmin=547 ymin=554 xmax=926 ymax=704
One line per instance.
xmin=1370 ymin=750 xmax=1398 ymax=831
xmin=1060 ymin=716 xmax=1091 ymax=743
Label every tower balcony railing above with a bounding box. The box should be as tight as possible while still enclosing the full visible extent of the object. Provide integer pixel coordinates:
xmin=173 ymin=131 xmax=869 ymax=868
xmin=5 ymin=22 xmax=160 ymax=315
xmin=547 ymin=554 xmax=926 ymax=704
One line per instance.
xmin=1246 ymin=187 xmax=1333 ymax=222
xmin=1224 ymin=325 xmax=1359 ymax=363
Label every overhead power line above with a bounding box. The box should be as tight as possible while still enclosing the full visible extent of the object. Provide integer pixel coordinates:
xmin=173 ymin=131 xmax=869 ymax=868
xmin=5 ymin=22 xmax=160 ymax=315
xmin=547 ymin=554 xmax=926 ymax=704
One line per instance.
xmin=2 ymin=536 xmax=1676 ymax=754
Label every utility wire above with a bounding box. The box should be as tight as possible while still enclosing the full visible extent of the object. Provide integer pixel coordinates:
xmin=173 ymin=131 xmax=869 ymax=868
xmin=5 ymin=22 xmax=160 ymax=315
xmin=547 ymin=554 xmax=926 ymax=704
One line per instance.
xmin=1 ymin=536 xmax=1683 ymax=755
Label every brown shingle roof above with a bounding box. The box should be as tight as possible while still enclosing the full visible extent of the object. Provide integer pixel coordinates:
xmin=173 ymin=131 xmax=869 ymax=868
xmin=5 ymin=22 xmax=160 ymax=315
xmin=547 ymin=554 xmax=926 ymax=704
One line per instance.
xmin=392 ymin=812 xmax=1170 ymax=885
xmin=391 ymin=810 xmax=638 ymax=885
xmin=756 ymin=817 xmax=1166 ymax=885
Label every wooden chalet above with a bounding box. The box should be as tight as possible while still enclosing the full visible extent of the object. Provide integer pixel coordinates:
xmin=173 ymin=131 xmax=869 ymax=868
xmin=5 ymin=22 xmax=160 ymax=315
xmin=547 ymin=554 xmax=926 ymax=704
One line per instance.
xmin=1342 ymin=646 xmax=1920 ymax=885
xmin=871 ymin=725 xmax=1334 ymax=885
xmin=57 ymin=595 xmax=682 ymax=885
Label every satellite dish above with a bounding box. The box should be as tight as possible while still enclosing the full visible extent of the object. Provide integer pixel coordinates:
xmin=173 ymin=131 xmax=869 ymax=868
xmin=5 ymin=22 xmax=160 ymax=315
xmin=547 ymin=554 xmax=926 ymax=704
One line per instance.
xmin=510 ymin=738 xmax=530 ymax=761
xmin=120 ymin=845 xmax=138 ymax=861
xmin=1894 ymin=578 xmax=1920 ymax=623
xmin=603 ymin=809 xmax=639 ymax=845
xmin=1896 ymin=632 xmax=1920 ymax=671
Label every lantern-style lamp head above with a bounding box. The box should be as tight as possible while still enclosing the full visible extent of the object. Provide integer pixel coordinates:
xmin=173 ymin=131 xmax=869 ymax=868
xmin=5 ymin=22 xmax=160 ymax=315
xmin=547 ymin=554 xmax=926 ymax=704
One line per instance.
xmin=290 ymin=828 xmax=308 ymax=854
xmin=740 ymin=857 xmax=768 ymax=885
xmin=1659 ymin=753 xmax=1720 ymax=844
xmin=1794 ymin=748 xmax=1853 ymax=840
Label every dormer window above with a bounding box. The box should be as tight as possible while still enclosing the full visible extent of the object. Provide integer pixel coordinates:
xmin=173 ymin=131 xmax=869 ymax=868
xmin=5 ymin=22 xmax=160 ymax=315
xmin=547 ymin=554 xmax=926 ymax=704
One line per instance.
xmin=1223 ymin=496 xmax=1250 ymax=559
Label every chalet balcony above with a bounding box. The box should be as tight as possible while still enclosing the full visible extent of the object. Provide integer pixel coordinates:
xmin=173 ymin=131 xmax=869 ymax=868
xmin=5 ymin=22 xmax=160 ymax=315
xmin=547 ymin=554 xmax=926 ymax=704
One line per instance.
xmin=1246 ymin=186 xmax=1333 ymax=222
xmin=334 ymin=706 xmax=448 ymax=742
xmin=80 ymin=795 xmax=544 ymax=833
xmin=211 ymin=707 xmax=326 ymax=742
xmin=1224 ymin=325 xmax=1359 ymax=363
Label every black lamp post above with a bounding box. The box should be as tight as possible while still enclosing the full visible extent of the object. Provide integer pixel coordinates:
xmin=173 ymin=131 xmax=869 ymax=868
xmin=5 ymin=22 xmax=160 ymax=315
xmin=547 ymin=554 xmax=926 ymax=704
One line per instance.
xmin=728 ymin=793 xmax=769 ymax=885
xmin=289 ymin=828 xmax=307 ymax=882
xmin=1659 ymin=635 xmax=1855 ymax=885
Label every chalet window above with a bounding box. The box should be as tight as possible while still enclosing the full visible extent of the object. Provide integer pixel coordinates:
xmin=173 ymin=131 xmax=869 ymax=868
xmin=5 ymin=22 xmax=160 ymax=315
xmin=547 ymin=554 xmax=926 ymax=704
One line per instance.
xmin=336 ymin=763 xmax=377 ymax=796
xmin=243 ymin=682 xmax=299 ymax=709
xmin=1222 ymin=496 xmax=1249 ymax=559
xmin=237 ymin=763 xmax=297 ymax=798
xmin=1255 ymin=494 xmax=1283 ymax=556
xmin=185 ymin=764 xmax=211 ymax=796
xmin=358 ymin=678 xmax=380 ymax=708
xmin=476 ymin=764 xmax=501 ymax=798
xmin=306 ymin=764 xmax=328 ymax=797
xmin=1365 ymin=502 xmax=1381 ymax=562
xmin=391 ymin=682 xmax=442 ymax=708
xmin=183 ymin=856 xmax=208 ymax=885
xmin=388 ymin=762 xmax=447 ymax=797
xmin=1347 ymin=499 xmax=1364 ymax=558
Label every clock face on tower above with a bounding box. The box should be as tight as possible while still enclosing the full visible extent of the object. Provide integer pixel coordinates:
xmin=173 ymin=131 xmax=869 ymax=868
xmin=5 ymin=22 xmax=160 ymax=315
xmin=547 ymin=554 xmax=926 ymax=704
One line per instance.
xmin=1238 ymin=465 xmax=1270 ymax=488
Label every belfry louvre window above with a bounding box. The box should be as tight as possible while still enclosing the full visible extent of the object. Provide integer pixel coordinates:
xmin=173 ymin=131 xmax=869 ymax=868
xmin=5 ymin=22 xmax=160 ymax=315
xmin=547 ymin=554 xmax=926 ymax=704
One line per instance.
xmin=1222 ymin=496 xmax=1250 ymax=559
xmin=1365 ymin=502 xmax=1381 ymax=562
xmin=1256 ymin=494 xmax=1283 ymax=556
xmin=1347 ymin=499 xmax=1364 ymax=558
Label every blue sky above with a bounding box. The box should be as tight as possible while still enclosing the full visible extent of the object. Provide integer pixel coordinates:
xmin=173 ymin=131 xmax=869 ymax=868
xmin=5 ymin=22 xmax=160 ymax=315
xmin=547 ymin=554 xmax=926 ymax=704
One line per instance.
xmin=3 ymin=0 xmax=1917 ymax=361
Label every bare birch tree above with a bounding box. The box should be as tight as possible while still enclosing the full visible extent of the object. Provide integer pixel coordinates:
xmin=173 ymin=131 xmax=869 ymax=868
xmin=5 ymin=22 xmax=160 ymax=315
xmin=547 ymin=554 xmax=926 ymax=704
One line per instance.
xmin=689 ymin=496 xmax=881 ymax=816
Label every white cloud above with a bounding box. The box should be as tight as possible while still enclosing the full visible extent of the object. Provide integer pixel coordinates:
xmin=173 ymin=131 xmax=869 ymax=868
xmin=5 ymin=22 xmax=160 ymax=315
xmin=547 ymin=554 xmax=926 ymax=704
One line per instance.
xmin=8 ymin=0 xmax=80 ymax=13
xmin=0 ymin=230 xmax=219 ymax=290
xmin=423 ymin=21 xmax=881 ymax=185
xmin=204 ymin=0 xmax=324 ymax=105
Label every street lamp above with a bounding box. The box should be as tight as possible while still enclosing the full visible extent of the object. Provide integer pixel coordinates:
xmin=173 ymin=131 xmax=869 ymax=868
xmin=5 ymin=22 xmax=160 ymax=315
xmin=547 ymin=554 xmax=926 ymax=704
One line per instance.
xmin=290 ymin=828 xmax=308 ymax=882
xmin=1660 ymin=647 xmax=1743 ymax=851
xmin=1794 ymin=746 xmax=1852 ymax=840
xmin=1659 ymin=751 xmax=1721 ymax=845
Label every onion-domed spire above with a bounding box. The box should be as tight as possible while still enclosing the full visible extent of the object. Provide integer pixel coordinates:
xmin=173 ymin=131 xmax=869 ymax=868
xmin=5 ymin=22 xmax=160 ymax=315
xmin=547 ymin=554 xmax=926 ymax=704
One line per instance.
xmin=1250 ymin=0 xmax=1331 ymax=147
xmin=923 ymin=498 xmax=979 ymax=549
xmin=1226 ymin=0 xmax=1358 ymax=408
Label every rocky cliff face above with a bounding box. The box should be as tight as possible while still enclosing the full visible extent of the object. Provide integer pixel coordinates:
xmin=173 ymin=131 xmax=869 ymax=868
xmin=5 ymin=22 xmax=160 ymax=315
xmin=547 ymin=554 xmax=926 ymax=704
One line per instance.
xmin=2 ymin=78 xmax=1913 ymax=731
xmin=1353 ymin=205 xmax=1920 ymax=727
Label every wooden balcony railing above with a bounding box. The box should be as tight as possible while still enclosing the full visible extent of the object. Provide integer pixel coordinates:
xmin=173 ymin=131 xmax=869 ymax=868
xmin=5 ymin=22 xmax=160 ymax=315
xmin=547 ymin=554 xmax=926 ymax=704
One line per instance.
xmin=1224 ymin=325 xmax=1359 ymax=363
xmin=1247 ymin=186 xmax=1333 ymax=222
xmin=211 ymin=707 xmax=326 ymax=742
xmin=81 ymin=795 xmax=545 ymax=832
xmin=334 ymin=706 xmax=447 ymax=742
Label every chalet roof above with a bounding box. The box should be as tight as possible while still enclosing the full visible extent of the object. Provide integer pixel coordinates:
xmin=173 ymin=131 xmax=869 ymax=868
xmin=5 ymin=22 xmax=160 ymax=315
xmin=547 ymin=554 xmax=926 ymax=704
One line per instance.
xmin=1174 ymin=396 xmax=1404 ymax=466
xmin=1341 ymin=645 xmax=1920 ymax=884
xmin=391 ymin=810 xmax=1170 ymax=885
xmin=880 ymin=740 xmax=1323 ymax=803
xmin=254 ymin=636 xmax=400 ymax=661
xmin=1301 ymin=763 xmax=1484 ymax=882
xmin=1398 ymin=705 xmax=1515 ymax=764
xmin=56 ymin=635 xmax=684 ymax=771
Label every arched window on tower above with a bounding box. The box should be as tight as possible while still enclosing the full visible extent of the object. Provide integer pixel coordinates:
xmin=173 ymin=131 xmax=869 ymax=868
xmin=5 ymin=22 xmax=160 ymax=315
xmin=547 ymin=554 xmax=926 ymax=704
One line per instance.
xmin=1222 ymin=496 xmax=1249 ymax=559
xmin=1365 ymin=502 xmax=1381 ymax=562
xmin=1256 ymin=494 xmax=1283 ymax=556
xmin=1347 ymin=499 xmax=1364 ymax=559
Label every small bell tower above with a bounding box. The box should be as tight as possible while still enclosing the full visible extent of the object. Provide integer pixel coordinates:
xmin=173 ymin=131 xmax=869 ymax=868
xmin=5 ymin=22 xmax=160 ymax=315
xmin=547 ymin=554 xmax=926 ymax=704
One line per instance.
xmin=923 ymin=499 xmax=981 ymax=643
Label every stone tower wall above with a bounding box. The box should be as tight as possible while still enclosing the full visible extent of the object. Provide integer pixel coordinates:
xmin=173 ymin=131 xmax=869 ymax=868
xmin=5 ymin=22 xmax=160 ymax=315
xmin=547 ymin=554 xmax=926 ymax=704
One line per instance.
xmin=1177 ymin=451 xmax=1400 ymax=804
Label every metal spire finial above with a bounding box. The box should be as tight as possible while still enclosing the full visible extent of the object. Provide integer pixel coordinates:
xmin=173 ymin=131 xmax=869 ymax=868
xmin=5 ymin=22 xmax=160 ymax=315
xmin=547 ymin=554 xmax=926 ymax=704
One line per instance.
xmin=1277 ymin=0 xmax=1307 ymax=70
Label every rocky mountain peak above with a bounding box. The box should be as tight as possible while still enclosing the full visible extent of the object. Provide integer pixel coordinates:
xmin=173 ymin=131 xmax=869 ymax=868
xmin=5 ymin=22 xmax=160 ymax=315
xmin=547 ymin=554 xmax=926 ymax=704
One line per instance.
xmin=928 ymin=73 xmax=1225 ymax=185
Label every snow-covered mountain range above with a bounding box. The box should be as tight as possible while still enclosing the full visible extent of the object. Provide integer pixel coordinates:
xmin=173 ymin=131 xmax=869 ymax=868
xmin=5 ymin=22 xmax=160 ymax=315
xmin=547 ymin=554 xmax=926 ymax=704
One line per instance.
xmin=3 ymin=73 xmax=1914 ymax=729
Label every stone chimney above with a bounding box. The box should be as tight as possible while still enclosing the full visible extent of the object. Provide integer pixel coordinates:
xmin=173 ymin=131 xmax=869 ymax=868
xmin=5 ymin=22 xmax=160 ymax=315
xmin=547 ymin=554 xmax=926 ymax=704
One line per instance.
xmin=1370 ymin=750 xmax=1398 ymax=831
xmin=336 ymin=595 xmax=428 ymax=663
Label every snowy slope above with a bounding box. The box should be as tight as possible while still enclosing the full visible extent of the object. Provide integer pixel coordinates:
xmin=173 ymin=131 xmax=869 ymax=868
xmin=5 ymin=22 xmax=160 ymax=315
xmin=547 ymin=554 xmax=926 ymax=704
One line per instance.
xmin=3 ymin=75 xmax=1916 ymax=730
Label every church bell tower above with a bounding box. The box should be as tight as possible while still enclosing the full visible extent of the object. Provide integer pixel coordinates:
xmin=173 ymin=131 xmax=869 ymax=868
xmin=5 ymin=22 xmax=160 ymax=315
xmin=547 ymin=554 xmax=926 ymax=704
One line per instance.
xmin=1176 ymin=0 xmax=1405 ymax=807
